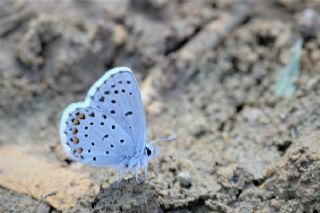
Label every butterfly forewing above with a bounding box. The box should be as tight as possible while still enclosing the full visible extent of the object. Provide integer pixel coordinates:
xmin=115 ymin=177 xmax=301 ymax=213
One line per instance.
xmin=89 ymin=69 xmax=147 ymax=154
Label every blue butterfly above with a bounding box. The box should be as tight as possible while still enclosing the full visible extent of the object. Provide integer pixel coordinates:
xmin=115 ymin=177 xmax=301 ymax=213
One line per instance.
xmin=60 ymin=67 xmax=157 ymax=181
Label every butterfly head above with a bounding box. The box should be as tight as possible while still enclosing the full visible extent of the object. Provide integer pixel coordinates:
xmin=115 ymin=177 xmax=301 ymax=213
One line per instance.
xmin=145 ymin=144 xmax=157 ymax=160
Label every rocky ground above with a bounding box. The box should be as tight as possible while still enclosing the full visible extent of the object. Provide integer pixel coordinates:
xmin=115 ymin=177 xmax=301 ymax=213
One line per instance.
xmin=1 ymin=0 xmax=320 ymax=212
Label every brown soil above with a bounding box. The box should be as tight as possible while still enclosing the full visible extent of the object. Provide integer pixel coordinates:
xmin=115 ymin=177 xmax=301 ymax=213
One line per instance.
xmin=1 ymin=0 xmax=320 ymax=212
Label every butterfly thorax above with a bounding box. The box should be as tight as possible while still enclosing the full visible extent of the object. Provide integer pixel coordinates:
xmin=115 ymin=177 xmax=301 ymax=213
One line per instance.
xmin=119 ymin=151 xmax=147 ymax=172
xmin=118 ymin=143 xmax=157 ymax=172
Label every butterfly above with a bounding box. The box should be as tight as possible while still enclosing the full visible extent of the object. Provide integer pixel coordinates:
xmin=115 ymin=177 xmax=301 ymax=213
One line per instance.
xmin=59 ymin=67 xmax=157 ymax=181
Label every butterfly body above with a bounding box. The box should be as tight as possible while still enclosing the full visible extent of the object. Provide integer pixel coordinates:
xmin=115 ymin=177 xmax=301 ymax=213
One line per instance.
xmin=59 ymin=67 xmax=157 ymax=178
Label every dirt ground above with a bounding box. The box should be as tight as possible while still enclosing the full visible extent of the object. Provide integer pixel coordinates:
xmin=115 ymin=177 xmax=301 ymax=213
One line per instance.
xmin=1 ymin=0 xmax=320 ymax=212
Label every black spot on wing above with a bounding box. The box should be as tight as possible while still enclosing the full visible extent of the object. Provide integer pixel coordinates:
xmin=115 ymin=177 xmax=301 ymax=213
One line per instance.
xmin=99 ymin=96 xmax=105 ymax=102
xmin=125 ymin=111 xmax=133 ymax=116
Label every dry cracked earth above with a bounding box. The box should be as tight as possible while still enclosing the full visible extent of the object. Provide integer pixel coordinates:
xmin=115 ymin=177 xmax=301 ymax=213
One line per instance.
xmin=1 ymin=0 xmax=320 ymax=212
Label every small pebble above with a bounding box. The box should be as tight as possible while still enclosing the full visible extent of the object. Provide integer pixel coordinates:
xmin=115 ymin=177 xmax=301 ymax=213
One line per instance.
xmin=178 ymin=171 xmax=193 ymax=188
xmin=192 ymin=125 xmax=207 ymax=138
xmin=36 ymin=202 xmax=51 ymax=213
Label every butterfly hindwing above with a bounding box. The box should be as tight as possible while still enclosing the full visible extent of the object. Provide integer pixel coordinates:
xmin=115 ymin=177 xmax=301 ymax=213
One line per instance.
xmin=60 ymin=104 xmax=135 ymax=167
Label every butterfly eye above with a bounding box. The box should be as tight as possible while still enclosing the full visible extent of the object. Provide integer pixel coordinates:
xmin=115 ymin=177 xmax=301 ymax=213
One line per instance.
xmin=146 ymin=147 xmax=152 ymax=156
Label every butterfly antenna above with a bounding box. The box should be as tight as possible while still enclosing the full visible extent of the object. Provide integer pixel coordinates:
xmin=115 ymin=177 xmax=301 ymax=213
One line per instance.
xmin=150 ymin=134 xmax=176 ymax=144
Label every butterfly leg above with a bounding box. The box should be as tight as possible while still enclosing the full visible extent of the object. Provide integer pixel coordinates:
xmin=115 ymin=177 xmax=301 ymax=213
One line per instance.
xmin=115 ymin=170 xmax=125 ymax=187
xmin=144 ymin=164 xmax=148 ymax=179
xmin=135 ymin=170 xmax=141 ymax=183
xmin=135 ymin=169 xmax=145 ymax=183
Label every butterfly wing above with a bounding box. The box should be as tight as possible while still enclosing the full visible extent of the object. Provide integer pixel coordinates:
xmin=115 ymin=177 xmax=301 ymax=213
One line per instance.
xmin=60 ymin=103 xmax=135 ymax=167
xmin=86 ymin=67 xmax=147 ymax=155
xmin=60 ymin=67 xmax=147 ymax=167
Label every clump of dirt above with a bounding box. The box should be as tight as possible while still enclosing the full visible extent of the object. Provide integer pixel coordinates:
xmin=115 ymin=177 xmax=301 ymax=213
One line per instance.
xmin=82 ymin=178 xmax=161 ymax=213
xmin=205 ymin=147 xmax=320 ymax=212
xmin=1 ymin=0 xmax=320 ymax=212
xmin=0 ymin=187 xmax=50 ymax=213
xmin=263 ymin=147 xmax=320 ymax=211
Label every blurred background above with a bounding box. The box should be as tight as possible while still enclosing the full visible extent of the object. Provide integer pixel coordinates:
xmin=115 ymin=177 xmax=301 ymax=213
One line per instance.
xmin=1 ymin=0 xmax=320 ymax=212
